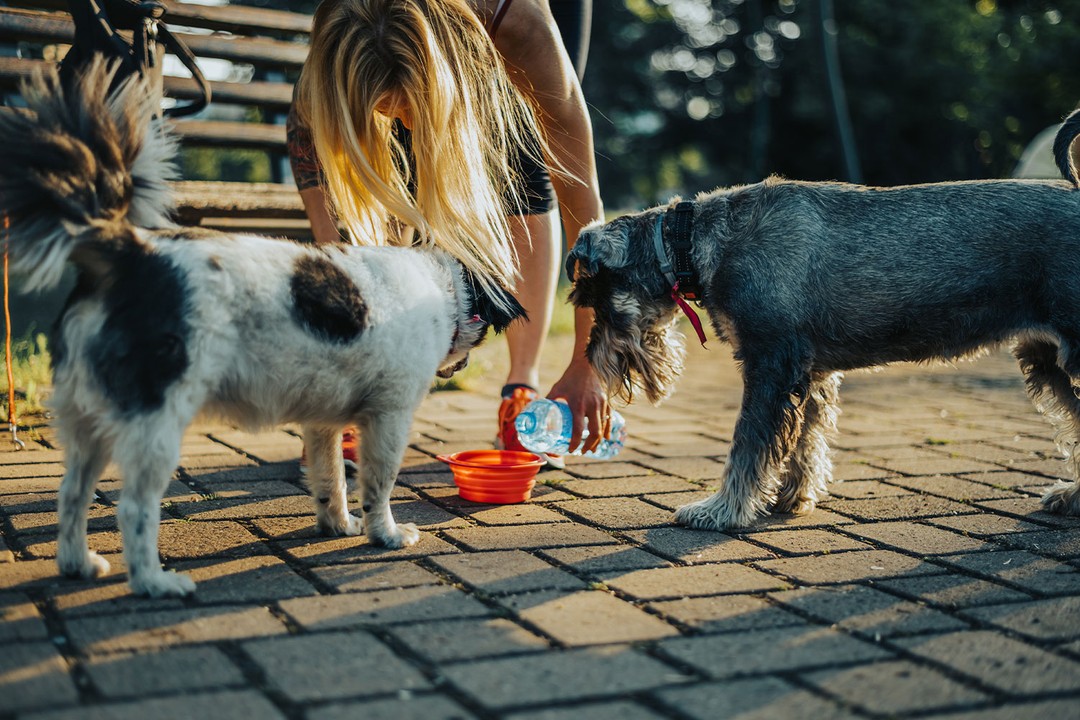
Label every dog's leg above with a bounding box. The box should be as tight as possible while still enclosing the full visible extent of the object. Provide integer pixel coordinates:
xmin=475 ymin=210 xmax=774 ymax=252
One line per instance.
xmin=114 ymin=420 xmax=195 ymax=597
xmin=1015 ymin=338 xmax=1080 ymax=515
xmin=356 ymin=410 xmax=420 ymax=548
xmin=774 ymin=372 xmax=843 ymax=514
xmin=303 ymin=425 xmax=364 ymax=536
xmin=56 ymin=418 xmax=113 ymax=580
xmin=675 ymin=358 xmax=809 ymax=530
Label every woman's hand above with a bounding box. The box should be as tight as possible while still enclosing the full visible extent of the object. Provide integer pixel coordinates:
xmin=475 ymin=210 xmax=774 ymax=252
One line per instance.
xmin=548 ymin=355 xmax=609 ymax=454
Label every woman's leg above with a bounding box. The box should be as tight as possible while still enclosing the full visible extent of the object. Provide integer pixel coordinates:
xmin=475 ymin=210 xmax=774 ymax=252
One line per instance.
xmin=504 ymin=209 xmax=560 ymax=390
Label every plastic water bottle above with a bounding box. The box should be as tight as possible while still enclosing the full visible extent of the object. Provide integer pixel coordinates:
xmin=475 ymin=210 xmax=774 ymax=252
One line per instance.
xmin=514 ymin=398 xmax=627 ymax=459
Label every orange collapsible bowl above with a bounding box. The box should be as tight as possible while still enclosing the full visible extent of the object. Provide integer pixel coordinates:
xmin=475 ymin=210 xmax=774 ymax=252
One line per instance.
xmin=436 ymin=450 xmax=545 ymax=504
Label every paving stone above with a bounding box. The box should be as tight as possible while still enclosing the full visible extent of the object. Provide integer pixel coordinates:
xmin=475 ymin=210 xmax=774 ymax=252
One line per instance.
xmin=602 ymin=563 xmax=788 ymax=600
xmin=307 ymin=694 xmax=478 ymax=720
xmin=0 ymin=641 xmax=79 ymax=714
xmin=168 ymin=495 xmax=314 ymax=521
xmin=431 ymin=550 xmax=585 ymax=594
xmin=460 ymin=503 xmax=569 ymax=526
xmin=8 ymin=506 xmax=118 ymax=534
xmin=555 ymin=497 xmax=674 ymax=529
xmin=245 ymin=630 xmax=429 ymax=702
xmin=824 ymin=495 xmax=977 ymax=522
xmin=440 ymin=523 xmax=615 ymax=551
xmin=658 ymin=624 xmax=891 ymax=678
xmin=843 ymin=521 xmax=991 ymax=555
xmin=639 ymin=489 xmax=721 ymax=512
xmin=65 ymin=606 xmax=287 ymax=654
xmin=19 ymin=690 xmax=287 ymax=720
xmin=389 ymin=617 xmax=550 ymax=662
xmin=647 ymin=594 xmax=803 ymax=633
xmin=805 ymin=660 xmax=989 ymax=714
xmin=755 ymin=549 xmax=943 ymax=585
xmin=505 ymin=700 xmax=668 ymax=720
xmin=279 ymin=584 xmax=491 ymax=629
xmin=499 ymin=589 xmax=678 ymax=646
xmin=562 ymin=461 xmax=652 ymax=480
xmin=740 ymin=507 xmax=858 ymax=530
xmin=828 ymin=480 xmax=914 ymax=499
xmin=440 ymin=646 xmax=691 ymax=709
xmin=926 ymin=700 xmax=1080 ymax=720
xmin=934 ymin=549 xmax=1080 ymax=596
xmin=769 ymin=584 xmax=967 ymax=637
xmin=624 ymin=526 xmax=777 ymax=563
xmin=975 ymin=497 xmax=1080 ymax=528
xmin=0 ymin=592 xmax=48 ymax=641
xmin=84 ymin=646 xmax=245 ymax=698
xmin=311 ymin=562 xmax=444 ymax=593
xmin=995 ymin=528 xmax=1080 ymax=560
xmin=538 ymin=544 xmax=672 ymax=574
xmin=171 ymin=556 xmax=317 ymax=603
xmin=277 ymin=531 xmax=461 ymax=565
xmin=925 ymin=512 xmax=1045 ymax=536
xmin=632 ymin=457 xmax=726 ymax=481
xmin=896 ymin=630 xmax=1080 ymax=694
xmin=558 ymin=474 xmax=701 ymax=497
xmin=957 ymin=471 xmax=1057 ymax=490
xmin=652 ymin=677 xmax=859 ymax=720
xmin=746 ymin=528 xmax=871 ymax=556
xmin=20 ymin=528 xmax=124 ymax=561
xmin=885 ymin=474 xmax=1022 ymax=501
xmin=961 ymin=596 xmax=1080 ymax=642
xmin=875 ymin=574 xmax=1034 ymax=610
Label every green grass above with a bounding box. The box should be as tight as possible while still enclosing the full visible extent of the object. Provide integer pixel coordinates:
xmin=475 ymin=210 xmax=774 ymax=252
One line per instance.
xmin=0 ymin=332 xmax=52 ymax=418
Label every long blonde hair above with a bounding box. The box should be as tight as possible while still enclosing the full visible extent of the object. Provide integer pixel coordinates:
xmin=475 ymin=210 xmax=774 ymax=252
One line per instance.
xmin=296 ymin=0 xmax=545 ymax=293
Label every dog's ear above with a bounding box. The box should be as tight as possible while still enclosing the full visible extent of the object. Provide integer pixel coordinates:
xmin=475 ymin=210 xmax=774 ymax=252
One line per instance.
xmin=462 ymin=266 xmax=527 ymax=334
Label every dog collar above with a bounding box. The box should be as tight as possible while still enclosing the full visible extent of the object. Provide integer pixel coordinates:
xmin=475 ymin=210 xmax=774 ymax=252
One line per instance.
xmin=652 ymin=203 xmax=708 ymax=347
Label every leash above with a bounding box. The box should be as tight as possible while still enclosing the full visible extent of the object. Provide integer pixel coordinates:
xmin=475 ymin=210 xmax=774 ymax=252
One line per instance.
xmin=2 ymin=212 xmax=24 ymax=451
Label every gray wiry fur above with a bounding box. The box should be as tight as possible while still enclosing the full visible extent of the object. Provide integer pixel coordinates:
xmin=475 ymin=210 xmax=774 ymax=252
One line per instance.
xmin=1 ymin=59 xmax=524 ymax=597
xmin=569 ymin=164 xmax=1080 ymax=531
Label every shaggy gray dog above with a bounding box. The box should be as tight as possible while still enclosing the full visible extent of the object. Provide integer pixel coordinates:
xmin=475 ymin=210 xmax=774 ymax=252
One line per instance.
xmin=0 ymin=60 xmax=524 ymax=597
xmin=568 ymin=115 xmax=1080 ymax=531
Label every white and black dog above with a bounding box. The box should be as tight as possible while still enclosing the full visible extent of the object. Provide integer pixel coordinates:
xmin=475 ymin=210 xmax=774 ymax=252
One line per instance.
xmin=568 ymin=113 xmax=1080 ymax=532
xmin=0 ymin=60 xmax=524 ymax=597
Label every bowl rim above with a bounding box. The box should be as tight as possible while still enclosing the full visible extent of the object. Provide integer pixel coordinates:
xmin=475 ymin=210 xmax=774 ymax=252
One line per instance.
xmin=436 ymin=449 xmax=545 ymax=470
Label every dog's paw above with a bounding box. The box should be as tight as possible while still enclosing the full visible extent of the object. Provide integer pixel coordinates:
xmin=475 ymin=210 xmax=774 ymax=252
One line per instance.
xmin=373 ymin=522 xmax=421 ymax=549
xmin=674 ymin=497 xmax=758 ymax=531
xmin=58 ymin=550 xmax=111 ymax=580
xmin=129 ymin=570 xmax=196 ymax=598
xmin=318 ymin=513 xmax=365 ymax=537
xmin=771 ymin=494 xmax=817 ymax=516
xmin=1042 ymin=480 xmax=1080 ymax=515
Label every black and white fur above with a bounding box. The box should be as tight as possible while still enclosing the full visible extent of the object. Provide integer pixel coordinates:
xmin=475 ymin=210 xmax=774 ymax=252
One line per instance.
xmin=568 ymin=116 xmax=1080 ymax=532
xmin=0 ymin=60 xmax=524 ymax=597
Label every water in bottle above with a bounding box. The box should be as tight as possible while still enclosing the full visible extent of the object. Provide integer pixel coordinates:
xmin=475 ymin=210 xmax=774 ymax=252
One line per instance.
xmin=514 ymin=398 xmax=627 ymax=459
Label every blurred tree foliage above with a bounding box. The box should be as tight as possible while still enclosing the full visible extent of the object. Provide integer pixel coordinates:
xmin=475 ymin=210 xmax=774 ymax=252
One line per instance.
xmin=585 ymin=0 xmax=1080 ymax=208
xmin=226 ymin=0 xmax=1080 ymax=208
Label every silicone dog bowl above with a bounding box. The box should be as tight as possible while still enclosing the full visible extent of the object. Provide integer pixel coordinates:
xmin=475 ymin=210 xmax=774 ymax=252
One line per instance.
xmin=436 ymin=450 xmax=545 ymax=504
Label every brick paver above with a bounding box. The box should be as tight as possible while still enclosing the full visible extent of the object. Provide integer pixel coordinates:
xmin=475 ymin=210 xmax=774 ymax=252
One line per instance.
xmin=3 ymin=343 xmax=1080 ymax=718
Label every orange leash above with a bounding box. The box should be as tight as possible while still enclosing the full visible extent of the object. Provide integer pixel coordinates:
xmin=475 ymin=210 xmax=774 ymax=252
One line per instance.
xmin=2 ymin=212 xmax=24 ymax=451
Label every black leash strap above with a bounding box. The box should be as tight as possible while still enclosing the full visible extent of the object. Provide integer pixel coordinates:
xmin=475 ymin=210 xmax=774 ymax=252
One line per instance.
xmin=60 ymin=0 xmax=211 ymax=118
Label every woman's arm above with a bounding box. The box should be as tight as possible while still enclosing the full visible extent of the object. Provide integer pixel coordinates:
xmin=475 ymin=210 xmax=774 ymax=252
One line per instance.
xmin=286 ymin=101 xmax=344 ymax=246
xmin=492 ymin=0 xmax=609 ymax=451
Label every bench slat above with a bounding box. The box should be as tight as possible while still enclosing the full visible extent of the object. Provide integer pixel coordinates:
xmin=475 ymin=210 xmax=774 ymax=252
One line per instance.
xmin=171 ymin=119 xmax=286 ymax=151
xmin=0 ymin=8 xmax=308 ymax=69
xmin=172 ymin=180 xmax=305 ymax=222
xmin=10 ymin=1 xmax=312 ymax=37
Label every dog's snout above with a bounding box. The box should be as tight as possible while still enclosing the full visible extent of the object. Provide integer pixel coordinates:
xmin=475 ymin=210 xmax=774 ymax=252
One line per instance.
xmin=437 ymin=355 xmax=469 ymax=379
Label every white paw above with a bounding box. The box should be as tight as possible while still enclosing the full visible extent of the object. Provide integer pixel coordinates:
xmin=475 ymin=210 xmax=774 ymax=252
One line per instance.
xmin=58 ymin=550 xmax=111 ymax=580
xmin=674 ymin=497 xmax=760 ymax=531
xmin=1042 ymin=480 xmax=1080 ymax=515
xmin=318 ymin=512 xmax=365 ymax=537
xmin=374 ymin=522 xmax=421 ymax=549
xmin=129 ymin=569 xmax=196 ymax=598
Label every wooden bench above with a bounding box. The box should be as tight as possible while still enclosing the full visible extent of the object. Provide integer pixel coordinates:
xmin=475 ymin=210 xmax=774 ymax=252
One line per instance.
xmin=0 ymin=0 xmax=314 ymax=239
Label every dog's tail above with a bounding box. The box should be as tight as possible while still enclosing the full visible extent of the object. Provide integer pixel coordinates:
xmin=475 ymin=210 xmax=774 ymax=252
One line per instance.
xmin=1053 ymin=108 xmax=1080 ymax=188
xmin=0 ymin=57 xmax=177 ymax=291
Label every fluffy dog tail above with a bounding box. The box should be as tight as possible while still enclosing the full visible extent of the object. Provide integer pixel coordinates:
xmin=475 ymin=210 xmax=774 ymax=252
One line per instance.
xmin=0 ymin=57 xmax=177 ymax=291
xmin=1053 ymin=108 xmax=1080 ymax=187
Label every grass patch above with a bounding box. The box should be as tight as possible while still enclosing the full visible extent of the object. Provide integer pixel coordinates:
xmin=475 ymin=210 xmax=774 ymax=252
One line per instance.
xmin=0 ymin=332 xmax=52 ymax=418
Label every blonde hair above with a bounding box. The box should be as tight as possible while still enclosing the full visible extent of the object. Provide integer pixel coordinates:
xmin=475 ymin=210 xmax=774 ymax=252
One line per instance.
xmin=296 ymin=0 xmax=546 ymax=293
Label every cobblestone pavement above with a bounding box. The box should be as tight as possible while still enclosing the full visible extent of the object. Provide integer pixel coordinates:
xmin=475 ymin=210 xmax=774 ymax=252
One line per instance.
xmin=2 ymin=341 xmax=1080 ymax=719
